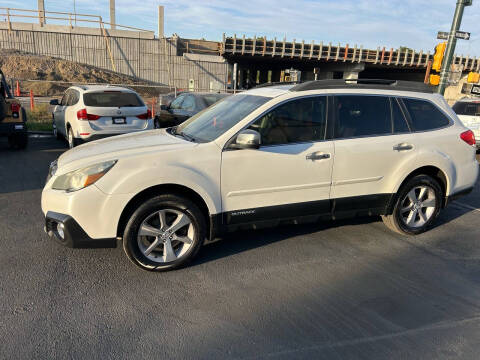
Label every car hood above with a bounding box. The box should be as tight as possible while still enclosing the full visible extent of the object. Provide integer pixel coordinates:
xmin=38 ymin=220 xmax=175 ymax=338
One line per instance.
xmin=57 ymin=129 xmax=194 ymax=173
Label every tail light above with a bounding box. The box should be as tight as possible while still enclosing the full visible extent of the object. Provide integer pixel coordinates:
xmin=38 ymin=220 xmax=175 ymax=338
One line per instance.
xmin=10 ymin=102 xmax=20 ymax=118
xmin=137 ymin=109 xmax=152 ymax=119
xmin=77 ymin=109 xmax=101 ymax=121
xmin=10 ymin=103 xmax=20 ymax=113
xmin=460 ymin=130 xmax=476 ymax=146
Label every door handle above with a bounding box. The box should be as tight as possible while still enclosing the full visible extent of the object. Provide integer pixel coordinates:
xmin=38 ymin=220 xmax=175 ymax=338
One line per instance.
xmin=306 ymin=152 xmax=331 ymax=161
xmin=393 ymin=143 xmax=413 ymax=151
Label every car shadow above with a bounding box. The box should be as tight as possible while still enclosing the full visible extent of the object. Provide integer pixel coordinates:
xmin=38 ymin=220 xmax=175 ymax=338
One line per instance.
xmin=191 ymin=204 xmax=474 ymax=267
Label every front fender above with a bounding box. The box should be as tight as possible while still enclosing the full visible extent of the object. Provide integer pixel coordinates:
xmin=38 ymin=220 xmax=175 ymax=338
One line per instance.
xmin=95 ymin=149 xmax=222 ymax=215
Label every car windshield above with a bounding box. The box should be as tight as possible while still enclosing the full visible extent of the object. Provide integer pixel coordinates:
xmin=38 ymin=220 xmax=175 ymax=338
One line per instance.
xmin=83 ymin=91 xmax=144 ymax=107
xmin=452 ymin=101 xmax=480 ymax=116
xmin=175 ymin=94 xmax=270 ymax=142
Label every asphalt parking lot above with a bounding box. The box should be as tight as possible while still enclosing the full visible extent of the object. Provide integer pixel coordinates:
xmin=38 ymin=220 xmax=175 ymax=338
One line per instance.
xmin=1 ymin=136 xmax=480 ymax=359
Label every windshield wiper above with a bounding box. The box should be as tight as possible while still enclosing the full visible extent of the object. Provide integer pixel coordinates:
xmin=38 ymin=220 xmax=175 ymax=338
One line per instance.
xmin=179 ymin=131 xmax=195 ymax=142
xmin=173 ymin=126 xmax=195 ymax=142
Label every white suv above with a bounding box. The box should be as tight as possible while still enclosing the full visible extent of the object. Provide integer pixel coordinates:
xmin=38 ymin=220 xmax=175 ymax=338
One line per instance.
xmin=50 ymin=85 xmax=153 ymax=148
xmin=452 ymin=97 xmax=480 ymax=152
xmin=42 ymin=79 xmax=479 ymax=271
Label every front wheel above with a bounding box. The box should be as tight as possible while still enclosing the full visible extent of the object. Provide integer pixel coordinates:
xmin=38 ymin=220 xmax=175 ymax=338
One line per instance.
xmin=382 ymin=175 xmax=443 ymax=235
xmin=123 ymin=194 xmax=206 ymax=271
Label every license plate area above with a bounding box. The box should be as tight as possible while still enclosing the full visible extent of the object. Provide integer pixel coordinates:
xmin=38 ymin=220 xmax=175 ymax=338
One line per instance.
xmin=112 ymin=117 xmax=126 ymax=124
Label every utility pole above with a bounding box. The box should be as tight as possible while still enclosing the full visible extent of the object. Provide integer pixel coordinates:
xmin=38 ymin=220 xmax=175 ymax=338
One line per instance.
xmin=110 ymin=0 xmax=116 ymax=29
xmin=438 ymin=0 xmax=472 ymax=95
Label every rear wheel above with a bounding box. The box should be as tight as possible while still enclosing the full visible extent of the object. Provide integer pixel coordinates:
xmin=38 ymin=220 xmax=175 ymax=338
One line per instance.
xmin=53 ymin=117 xmax=62 ymax=140
xmin=382 ymin=175 xmax=442 ymax=235
xmin=67 ymin=127 xmax=76 ymax=148
xmin=123 ymin=194 xmax=206 ymax=271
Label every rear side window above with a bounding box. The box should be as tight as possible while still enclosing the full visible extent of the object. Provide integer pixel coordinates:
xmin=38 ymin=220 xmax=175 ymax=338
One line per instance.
xmin=334 ymin=95 xmax=391 ymax=138
xmin=392 ymin=98 xmax=410 ymax=133
xmin=452 ymin=101 xmax=480 ymax=116
xmin=403 ymin=98 xmax=450 ymax=131
xmin=83 ymin=91 xmax=144 ymax=107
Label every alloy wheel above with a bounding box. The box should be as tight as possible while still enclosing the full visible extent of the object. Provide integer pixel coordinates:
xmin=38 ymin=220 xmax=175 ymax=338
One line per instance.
xmin=136 ymin=209 xmax=195 ymax=263
xmin=399 ymin=185 xmax=437 ymax=229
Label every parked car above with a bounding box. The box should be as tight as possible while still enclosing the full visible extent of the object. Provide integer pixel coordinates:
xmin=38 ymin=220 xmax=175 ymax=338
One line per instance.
xmin=452 ymin=97 xmax=480 ymax=152
xmin=50 ymin=85 xmax=153 ymax=148
xmin=0 ymin=68 xmax=28 ymax=149
xmin=42 ymin=79 xmax=478 ymax=271
xmin=154 ymin=92 xmax=229 ymax=128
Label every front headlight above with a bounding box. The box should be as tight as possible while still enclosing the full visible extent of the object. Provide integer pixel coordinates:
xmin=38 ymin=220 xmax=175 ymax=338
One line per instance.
xmin=52 ymin=160 xmax=117 ymax=192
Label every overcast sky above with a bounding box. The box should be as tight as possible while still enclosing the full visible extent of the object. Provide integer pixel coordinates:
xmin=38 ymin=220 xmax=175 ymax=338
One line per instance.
xmin=2 ymin=0 xmax=480 ymax=56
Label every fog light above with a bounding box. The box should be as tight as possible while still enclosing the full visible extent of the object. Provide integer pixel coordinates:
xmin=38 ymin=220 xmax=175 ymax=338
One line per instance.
xmin=56 ymin=223 xmax=65 ymax=240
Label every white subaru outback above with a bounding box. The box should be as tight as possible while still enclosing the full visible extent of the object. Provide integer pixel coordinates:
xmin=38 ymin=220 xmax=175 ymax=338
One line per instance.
xmin=42 ymin=79 xmax=479 ymax=271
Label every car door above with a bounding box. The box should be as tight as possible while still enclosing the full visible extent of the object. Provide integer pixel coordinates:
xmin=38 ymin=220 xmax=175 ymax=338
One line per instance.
xmin=64 ymin=89 xmax=79 ymax=134
xmin=221 ymin=95 xmax=334 ymax=226
xmin=330 ymin=95 xmax=417 ymax=213
xmin=53 ymin=91 xmax=70 ymax=136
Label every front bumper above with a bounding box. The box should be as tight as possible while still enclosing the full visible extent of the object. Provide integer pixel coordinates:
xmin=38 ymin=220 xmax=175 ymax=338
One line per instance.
xmin=45 ymin=211 xmax=117 ymax=248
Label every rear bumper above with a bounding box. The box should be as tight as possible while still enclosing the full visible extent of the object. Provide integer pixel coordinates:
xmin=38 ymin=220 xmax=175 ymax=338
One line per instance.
xmin=45 ymin=211 xmax=117 ymax=248
xmin=0 ymin=122 xmax=27 ymax=135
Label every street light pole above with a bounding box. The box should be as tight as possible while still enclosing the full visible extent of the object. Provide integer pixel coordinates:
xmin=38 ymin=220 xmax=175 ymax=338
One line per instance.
xmin=438 ymin=0 xmax=472 ymax=95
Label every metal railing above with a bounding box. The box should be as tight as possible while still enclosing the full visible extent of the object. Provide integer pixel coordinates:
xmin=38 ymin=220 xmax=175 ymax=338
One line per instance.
xmin=0 ymin=7 xmax=152 ymax=33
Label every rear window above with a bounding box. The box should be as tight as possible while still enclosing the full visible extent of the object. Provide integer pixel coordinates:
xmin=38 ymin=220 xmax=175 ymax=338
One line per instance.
xmin=452 ymin=101 xmax=480 ymax=116
xmin=83 ymin=91 xmax=144 ymax=107
xmin=403 ymin=99 xmax=450 ymax=131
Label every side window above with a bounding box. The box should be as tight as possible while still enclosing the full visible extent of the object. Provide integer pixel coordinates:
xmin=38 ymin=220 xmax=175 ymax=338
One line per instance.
xmin=60 ymin=91 xmax=70 ymax=106
xmin=403 ymin=98 xmax=450 ymax=131
xmin=170 ymin=95 xmax=184 ymax=110
xmin=248 ymin=96 xmax=327 ymax=146
xmin=68 ymin=90 xmax=79 ymax=106
xmin=334 ymin=95 xmax=391 ymax=138
xmin=391 ymin=98 xmax=410 ymax=133
xmin=452 ymin=102 xmax=480 ymax=116
xmin=181 ymin=95 xmax=196 ymax=111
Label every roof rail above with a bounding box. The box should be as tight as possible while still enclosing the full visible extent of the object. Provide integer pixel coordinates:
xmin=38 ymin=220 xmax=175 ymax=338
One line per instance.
xmin=290 ymin=79 xmax=435 ymax=93
xmin=254 ymin=81 xmax=301 ymax=89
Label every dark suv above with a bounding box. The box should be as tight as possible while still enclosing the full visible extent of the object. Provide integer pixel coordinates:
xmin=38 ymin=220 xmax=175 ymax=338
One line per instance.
xmin=0 ymin=69 xmax=28 ymax=149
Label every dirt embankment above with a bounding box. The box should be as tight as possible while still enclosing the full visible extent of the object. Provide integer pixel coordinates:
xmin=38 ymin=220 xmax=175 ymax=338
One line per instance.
xmin=0 ymin=49 xmax=160 ymax=96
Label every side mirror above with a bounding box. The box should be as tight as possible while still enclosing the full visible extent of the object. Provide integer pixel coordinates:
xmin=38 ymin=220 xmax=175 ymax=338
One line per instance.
xmin=160 ymin=104 xmax=169 ymax=111
xmin=230 ymin=129 xmax=261 ymax=149
xmin=50 ymin=99 xmax=59 ymax=106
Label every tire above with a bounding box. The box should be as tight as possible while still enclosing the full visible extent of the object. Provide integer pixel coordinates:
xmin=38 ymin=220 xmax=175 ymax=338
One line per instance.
xmin=382 ymin=174 xmax=443 ymax=235
xmin=154 ymin=116 xmax=160 ymax=129
xmin=67 ymin=126 xmax=76 ymax=148
xmin=123 ymin=194 xmax=206 ymax=271
xmin=8 ymin=132 xmax=28 ymax=150
xmin=53 ymin=117 xmax=62 ymax=140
